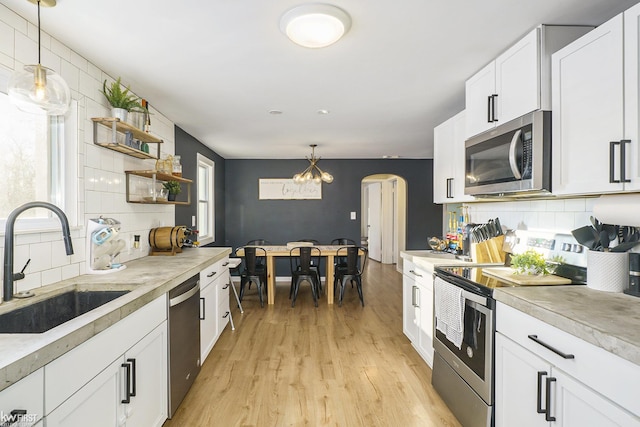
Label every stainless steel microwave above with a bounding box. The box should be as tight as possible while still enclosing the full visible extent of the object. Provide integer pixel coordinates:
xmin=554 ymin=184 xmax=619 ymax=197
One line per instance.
xmin=464 ymin=110 xmax=551 ymax=197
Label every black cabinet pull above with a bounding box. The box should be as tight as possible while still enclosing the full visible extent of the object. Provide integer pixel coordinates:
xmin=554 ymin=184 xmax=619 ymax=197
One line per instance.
xmin=200 ymin=297 xmax=205 ymax=320
xmin=207 ymin=271 xmax=217 ymax=278
xmin=222 ymin=261 xmax=229 ymax=266
xmin=2 ymin=409 xmax=27 ymax=426
xmin=121 ymin=362 xmax=131 ymax=403
xmin=223 ymin=283 xmax=229 ymax=290
xmin=127 ymin=358 xmax=137 ymax=397
xmin=545 ymin=376 xmax=557 ymax=422
xmin=621 ymin=139 xmax=631 ymax=183
xmin=528 ymin=334 xmax=575 ymax=359
xmin=487 ymin=95 xmax=493 ymax=123
xmin=536 ymin=371 xmax=548 ymax=415
xmin=491 ymin=94 xmax=498 ymax=122
xmin=223 ymin=311 xmax=230 ymax=319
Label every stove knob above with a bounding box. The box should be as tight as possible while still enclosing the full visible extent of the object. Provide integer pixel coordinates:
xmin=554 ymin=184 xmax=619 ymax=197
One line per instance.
xmin=572 ymin=244 xmax=583 ymax=253
xmin=562 ymin=243 xmax=572 ymax=252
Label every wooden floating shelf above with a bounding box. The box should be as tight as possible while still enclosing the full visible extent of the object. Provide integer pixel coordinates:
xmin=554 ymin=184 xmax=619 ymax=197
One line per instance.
xmin=92 ymin=117 xmax=163 ymax=143
xmin=125 ymin=170 xmax=192 ymax=183
xmin=95 ymin=142 xmax=157 ymax=159
xmin=125 ymin=170 xmax=192 ymax=205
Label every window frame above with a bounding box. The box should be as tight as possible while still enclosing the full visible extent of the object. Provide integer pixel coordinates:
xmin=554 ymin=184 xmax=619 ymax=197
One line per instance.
xmin=197 ymin=153 xmax=215 ymax=246
xmin=0 ymin=67 xmax=78 ymax=233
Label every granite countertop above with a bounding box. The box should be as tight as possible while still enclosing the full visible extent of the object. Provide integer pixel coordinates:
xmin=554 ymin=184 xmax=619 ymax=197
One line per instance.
xmin=495 ymin=286 xmax=640 ymax=366
xmin=0 ymin=247 xmax=231 ymax=392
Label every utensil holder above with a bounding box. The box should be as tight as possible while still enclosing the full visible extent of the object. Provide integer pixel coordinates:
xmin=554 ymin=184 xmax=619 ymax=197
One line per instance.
xmin=587 ymin=250 xmax=628 ymax=292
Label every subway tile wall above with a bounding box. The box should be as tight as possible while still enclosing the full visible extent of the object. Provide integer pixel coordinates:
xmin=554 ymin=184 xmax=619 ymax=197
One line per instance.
xmin=463 ymin=197 xmax=598 ymax=234
xmin=0 ymin=4 xmax=175 ymax=296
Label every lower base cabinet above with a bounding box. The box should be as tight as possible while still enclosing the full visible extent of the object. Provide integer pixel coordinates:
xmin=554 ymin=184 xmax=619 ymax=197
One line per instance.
xmin=0 ymin=368 xmax=44 ymax=426
xmin=200 ymin=257 xmax=231 ymax=363
xmin=46 ymin=322 xmax=167 ymax=427
xmin=402 ymin=259 xmax=434 ymax=367
xmin=495 ymin=302 xmax=640 ymax=426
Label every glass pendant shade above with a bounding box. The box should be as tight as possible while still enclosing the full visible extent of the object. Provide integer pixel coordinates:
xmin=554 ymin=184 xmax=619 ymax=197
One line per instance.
xmin=8 ymin=0 xmax=70 ymax=116
xmin=9 ymin=64 xmax=70 ymax=115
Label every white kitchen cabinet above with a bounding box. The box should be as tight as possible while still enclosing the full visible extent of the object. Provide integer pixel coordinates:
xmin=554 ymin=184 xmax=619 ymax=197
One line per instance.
xmin=623 ymin=2 xmax=640 ymax=190
xmin=466 ymin=25 xmax=591 ymax=139
xmin=433 ymin=111 xmax=473 ymax=203
xmin=44 ymin=295 xmax=167 ymax=426
xmin=552 ymin=14 xmax=626 ymax=195
xmin=495 ymin=302 xmax=640 ymax=426
xmin=402 ymin=259 xmax=433 ymax=367
xmin=0 ymin=368 xmax=43 ymax=426
xmin=200 ymin=256 xmax=231 ymax=363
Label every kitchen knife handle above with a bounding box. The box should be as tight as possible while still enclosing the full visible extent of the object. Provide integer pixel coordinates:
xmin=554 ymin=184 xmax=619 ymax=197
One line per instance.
xmin=545 ymin=376 xmax=557 ymax=422
xmin=536 ymin=371 xmax=548 ymax=415
xmin=528 ymin=334 xmax=575 ymax=359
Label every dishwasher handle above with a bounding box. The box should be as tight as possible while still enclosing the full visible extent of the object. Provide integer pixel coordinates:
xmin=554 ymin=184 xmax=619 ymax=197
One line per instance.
xmin=169 ymin=281 xmax=200 ymax=307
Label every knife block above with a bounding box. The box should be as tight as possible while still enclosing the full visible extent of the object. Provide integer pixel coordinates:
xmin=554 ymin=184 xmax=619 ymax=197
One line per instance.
xmin=471 ymin=235 xmax=506 ymax=264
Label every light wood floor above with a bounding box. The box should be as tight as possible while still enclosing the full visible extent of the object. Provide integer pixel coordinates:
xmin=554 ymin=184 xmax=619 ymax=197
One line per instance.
xmin=163 ymin=260 xmax=461 ymax=427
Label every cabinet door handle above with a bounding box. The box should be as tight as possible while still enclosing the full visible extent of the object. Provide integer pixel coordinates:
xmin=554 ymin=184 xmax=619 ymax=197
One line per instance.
xmin=528 ymin=334 xmax=575 ymax=359
xmin=223 ymin=283 xmax=229 ymax=290
xmin=545 ymin=376 xmax=557 ymax=422
xmin=621 ymin=139 xmax=631 ymax=183
xmin=127 ymin=358 xmax=137 ymax=397
xmin=414 ymin=286 xmax=420 ymax=308
xmin=223 ymin=311 xmax=230 ymax=319
xmin=536 ymin=371 xmax=548 ymax=415
xmin=200 ymin=297 xmax=205 ymax=320
xmin=222 ymin=261 xmax=229 ymax=266
xmin=491 ymin=94 xmax=498 ymax=122
xmin=487 ymin=95 xmax=493 ymax=123
xmin=610 ymin=140 xmax=621 ymax=183
xmin=446 ymin=178 xmax=453 ymax=198
xmin=3 ymin=409 xmax=27 ymax=426
xmin=207 ymin=271 xmax=217 ymax=278
xmin=409 ymin=269 xmax=423 ymax=278
xmin=121 ymin=362 xmax=131 ymax=404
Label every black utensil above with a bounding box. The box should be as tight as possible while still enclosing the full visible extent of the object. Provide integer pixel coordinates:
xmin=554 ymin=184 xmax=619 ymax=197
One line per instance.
xmin=572 ymin=225 xmax=598 ymax=249
xmin=599 ymin=230 xmax=610 ymax=251
xmin=611 ymin=241 xmax=640 ymax=252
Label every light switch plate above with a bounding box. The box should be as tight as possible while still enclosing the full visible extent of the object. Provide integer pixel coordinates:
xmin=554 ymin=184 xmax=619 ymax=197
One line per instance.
xmin=192 ymin=215 xmax=196 ymax=227
xmin=350 ymin=212 xmax=356 ymax=220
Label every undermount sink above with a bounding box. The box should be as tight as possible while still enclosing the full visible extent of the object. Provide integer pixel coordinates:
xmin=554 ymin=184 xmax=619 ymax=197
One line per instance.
xmin=0 ymin=289 xmax=130 ymax=334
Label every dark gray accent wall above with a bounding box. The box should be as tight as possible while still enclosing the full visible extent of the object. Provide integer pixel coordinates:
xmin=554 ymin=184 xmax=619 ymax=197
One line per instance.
xmin=224 ymin=159 xmax=441 ymax=253
xmin=174 ymin=126 xmax=226 ymax=246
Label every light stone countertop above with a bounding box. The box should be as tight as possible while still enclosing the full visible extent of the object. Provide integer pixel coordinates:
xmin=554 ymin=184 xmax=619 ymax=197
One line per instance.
xmin=495 ymin=285 xmax=640 ymax=366
xmin=0 ymin=247 xmax=231 ymax=392
xmin=400 ymin=250 xmax=474 ymax=272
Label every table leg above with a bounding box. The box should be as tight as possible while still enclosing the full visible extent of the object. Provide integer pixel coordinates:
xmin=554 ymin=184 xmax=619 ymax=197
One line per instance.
xmin=267 ymin=255 xmax=276 ymax=304
xmin=326 ymin=255 xmax=334 ymax=304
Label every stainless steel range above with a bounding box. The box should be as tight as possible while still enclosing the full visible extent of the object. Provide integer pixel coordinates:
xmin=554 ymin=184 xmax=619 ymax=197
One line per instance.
xmin=431 ymin=230 xmax=587 ymax=427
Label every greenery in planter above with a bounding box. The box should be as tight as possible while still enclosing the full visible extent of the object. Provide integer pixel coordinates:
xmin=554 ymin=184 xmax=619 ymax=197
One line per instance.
xmin=163 ymin=180 xmax=182 ymax=195
xmin=101 ymin=77 xmax=146 ymax=112
xmin=510 ymin=250 xmax=564 ymax=275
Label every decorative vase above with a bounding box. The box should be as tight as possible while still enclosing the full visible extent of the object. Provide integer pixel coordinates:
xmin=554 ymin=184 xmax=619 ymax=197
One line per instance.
xmin=168 ymin=193 xmax=177 ymax=202
xmin=111 ymin=107 xmax=128 ymax=122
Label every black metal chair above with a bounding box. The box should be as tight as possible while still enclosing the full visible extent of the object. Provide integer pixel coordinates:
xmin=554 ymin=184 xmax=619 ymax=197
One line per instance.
xmin=289 ymin=246 xmax=321 ymax=307
xmin=333 ymin=246 xmax=368 ymax=307
xmin=238 ymin=246 xmax=267 ymax=307
xmin=246 ymin=239 xmax=271 ymax=245
xmin=331 ymin=238 xmax=356 ymax=275
xmin=298 ymin=239 xmax=322 ymax=294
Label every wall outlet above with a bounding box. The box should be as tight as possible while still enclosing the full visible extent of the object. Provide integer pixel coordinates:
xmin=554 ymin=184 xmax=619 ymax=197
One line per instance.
xmin=350 ymin=211 xmax=357 ymax=220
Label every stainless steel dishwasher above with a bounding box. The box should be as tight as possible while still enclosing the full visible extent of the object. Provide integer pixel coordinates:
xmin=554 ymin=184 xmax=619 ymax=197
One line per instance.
xmin=168 ymin=273 xmax=201 ymax=418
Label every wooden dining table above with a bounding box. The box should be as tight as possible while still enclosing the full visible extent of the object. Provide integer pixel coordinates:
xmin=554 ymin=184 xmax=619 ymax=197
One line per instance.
xmin=235 ymin=245 xmax=362 ymax=304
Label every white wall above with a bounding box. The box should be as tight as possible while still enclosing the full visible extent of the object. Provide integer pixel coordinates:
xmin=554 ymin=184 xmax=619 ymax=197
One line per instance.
xmin=464 ymin=197 xmax=598 ymax=234
xmin=0 ymin=4 xmax=175 ymax=296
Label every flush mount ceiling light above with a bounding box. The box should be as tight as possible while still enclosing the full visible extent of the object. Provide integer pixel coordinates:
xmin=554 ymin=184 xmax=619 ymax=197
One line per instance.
xmin=280 ymin=3 xmax=352 ymax=48
xmin=293 ymin=144 xmax=334 ymax=184
xmin=8 ymin=0 xmax=70 ymax=115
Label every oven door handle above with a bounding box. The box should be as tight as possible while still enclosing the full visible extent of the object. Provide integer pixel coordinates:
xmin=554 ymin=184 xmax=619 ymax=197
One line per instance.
xmin=508 ymin=129 xmax=523 ymax=180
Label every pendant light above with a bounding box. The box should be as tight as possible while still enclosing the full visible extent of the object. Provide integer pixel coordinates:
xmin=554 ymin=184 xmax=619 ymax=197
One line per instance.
xmin=8 ymin=0 xmax=70 ymax=116
xmin=293 ymin=144 xmax=334 ymax=184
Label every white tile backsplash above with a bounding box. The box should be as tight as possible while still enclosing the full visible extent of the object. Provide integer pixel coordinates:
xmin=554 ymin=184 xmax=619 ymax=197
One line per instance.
xmin=465 ymin=197 xmax=598 ymax=234
xmin=0 ymin=6 xmax=176 ymax=298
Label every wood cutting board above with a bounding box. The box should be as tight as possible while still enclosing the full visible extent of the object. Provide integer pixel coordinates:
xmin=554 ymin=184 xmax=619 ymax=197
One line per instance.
xmin=482 ymin=267 xmax=572 ymax=285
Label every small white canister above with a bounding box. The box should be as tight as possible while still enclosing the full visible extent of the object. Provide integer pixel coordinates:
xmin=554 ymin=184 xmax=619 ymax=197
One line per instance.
xmin=587 ymin=250 xmax=629 ymax=292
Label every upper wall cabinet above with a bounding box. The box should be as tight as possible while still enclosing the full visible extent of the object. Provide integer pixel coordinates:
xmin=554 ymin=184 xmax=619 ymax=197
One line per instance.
xmin=433 ymin=111 xmax=473 ymax=203
xmin=552 ymin=4 xmax=640 ymax=196
xmin=465 ymin=25 xmax=593 ymax=140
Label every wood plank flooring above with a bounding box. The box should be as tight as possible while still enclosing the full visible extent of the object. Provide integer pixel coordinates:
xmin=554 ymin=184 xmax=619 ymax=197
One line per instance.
xmin=163 ymin=260 xmax=461 ymax=427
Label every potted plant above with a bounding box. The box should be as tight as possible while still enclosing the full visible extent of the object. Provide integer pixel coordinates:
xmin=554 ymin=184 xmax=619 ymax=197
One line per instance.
xmin=163 ymin=180 xmax=182 ymax=201
xmin=101 ymin=77 xmax=146 ymax=122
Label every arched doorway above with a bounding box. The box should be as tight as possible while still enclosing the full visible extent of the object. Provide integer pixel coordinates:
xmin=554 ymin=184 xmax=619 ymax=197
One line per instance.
xmin=361 ymin=174 xmax=407 ymax=267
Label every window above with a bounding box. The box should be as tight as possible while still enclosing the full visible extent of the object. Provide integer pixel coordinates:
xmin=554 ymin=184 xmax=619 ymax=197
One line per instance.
xmin=0 ymin=68 xmax=77 ymax=231
xmin=197 ymin=153 xmax=215 ymax=245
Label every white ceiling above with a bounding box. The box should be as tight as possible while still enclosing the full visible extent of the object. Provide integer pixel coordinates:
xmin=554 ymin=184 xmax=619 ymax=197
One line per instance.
xmin=4 ymin=0 xmax=638 ymax=159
